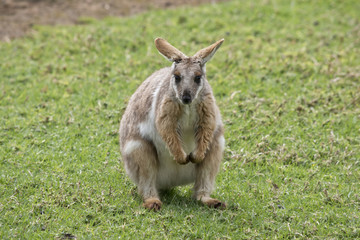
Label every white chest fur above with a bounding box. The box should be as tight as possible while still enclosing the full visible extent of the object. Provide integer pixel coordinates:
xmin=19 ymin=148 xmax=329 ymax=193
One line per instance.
xmin=178 ymin=104 xmax=198 ymax=154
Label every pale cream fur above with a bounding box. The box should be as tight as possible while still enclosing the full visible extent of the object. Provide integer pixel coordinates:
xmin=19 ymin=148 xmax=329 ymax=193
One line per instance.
xmin=119 ymin=38 xmax=225 ymax=211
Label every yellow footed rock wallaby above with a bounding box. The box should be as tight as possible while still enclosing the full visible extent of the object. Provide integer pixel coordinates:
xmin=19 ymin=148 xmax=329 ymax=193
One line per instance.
xmin=119 ymin=38 xmax=225 ymax=211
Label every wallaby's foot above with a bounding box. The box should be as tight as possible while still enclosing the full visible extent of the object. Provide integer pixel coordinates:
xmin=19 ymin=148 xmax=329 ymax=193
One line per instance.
xmin=200 ymin=196 xmax=226 ymax=209
xmin=143 ymin=198 xmax=162 ymax=211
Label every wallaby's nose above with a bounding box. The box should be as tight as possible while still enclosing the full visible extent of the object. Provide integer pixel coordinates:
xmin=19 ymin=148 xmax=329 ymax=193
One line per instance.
xmin=182 ymin=90 xmax=192 ymax=104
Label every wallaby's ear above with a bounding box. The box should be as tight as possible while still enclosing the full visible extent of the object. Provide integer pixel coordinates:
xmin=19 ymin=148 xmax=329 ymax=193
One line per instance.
xmin=155 ymin=38 xmax=187 ymax=62
xmin=193 ymin=39 xmax=224 ymax=64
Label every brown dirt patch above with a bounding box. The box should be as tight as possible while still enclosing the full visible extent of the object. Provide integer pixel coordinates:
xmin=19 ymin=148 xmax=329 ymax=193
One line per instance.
xmin=0 ymin=0 xmax=226 ymax=41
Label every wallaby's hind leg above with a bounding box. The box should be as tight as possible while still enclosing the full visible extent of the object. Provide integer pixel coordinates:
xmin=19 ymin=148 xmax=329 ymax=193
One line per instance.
xmin=122 ymin=139 xmax=162 ymax=211
xmin=193 ymin=133 xmax=226 ymax=209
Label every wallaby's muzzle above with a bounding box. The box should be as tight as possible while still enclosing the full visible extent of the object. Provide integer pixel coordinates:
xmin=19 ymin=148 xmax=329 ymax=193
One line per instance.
xmin=181 ymin=90 xmax=192 ymax=104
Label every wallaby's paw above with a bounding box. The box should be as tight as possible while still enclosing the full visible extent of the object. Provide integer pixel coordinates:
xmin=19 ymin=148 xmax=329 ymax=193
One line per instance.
xmin=176 ymin=157 xmax=190 ymax=165
xmin=143 ymin=198 xmax=162 ymax=211
xmin=188 ymin=152 xmax=204 ymax=164
xmin=202 ymin=198 xmax=226 ymax=209
xmin=186 ymin=153 xmax=195 ymax=163
xmin=175 ymin=152 xmax=189 ymax=165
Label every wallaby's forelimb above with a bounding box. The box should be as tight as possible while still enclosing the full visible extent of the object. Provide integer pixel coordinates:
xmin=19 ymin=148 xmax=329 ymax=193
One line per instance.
xmin=156 ymin=97 xmax=188 ymax=164
xmin=190 ymin=93 xmax=217 ymax=163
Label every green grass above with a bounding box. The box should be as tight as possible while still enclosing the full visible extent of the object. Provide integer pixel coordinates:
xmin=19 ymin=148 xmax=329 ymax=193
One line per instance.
xmin=1 ymin=0 xmax=359 ymax=238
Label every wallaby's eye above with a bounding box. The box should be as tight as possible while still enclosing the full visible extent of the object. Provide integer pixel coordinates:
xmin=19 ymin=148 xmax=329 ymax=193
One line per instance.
xmin=174 ymin=74 xmax=181 ymax=84
xmin=194 ymin=75 xmax=201 ymax=84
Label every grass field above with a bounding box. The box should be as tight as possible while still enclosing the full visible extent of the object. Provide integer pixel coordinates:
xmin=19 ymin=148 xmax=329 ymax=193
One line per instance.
xmin=1 ymin=0 xmax=359 ymax=238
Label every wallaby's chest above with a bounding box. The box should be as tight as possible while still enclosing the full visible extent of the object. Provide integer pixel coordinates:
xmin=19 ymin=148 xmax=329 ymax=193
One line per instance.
xmin=178 ymin=105 xmax=198 ymax=154
xmin=178 ymin=105 xmax=198 ymax=131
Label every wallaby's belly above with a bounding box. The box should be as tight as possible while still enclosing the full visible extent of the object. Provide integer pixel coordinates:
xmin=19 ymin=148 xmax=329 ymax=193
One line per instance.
xmin=156 ymin=152 xmax=196 ymax=189
xmin=154 ymin=129 xmax=196 ymax=189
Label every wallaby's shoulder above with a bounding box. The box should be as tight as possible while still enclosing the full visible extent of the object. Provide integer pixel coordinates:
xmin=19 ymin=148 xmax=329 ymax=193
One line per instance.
xmin=126 ymin=67 xmax=170 ymax=106
xmin=120 ymin=66 xmax=173 ymax=143
xmin=133 ymin=67 xmax=171 ymax=94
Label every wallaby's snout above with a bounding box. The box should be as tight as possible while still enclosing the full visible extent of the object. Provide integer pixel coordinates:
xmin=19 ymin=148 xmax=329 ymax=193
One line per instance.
xmin=181 ymin=89 xmax=192 ymax=104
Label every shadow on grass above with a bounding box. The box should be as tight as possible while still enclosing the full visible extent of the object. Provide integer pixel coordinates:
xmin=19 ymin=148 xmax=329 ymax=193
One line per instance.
xmin=160 ymin=188 xmax=199 ymax=208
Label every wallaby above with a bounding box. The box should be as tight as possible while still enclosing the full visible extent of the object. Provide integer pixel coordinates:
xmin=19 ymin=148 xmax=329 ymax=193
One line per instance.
xmin=119 ymin=38 xmax=225 ymax=211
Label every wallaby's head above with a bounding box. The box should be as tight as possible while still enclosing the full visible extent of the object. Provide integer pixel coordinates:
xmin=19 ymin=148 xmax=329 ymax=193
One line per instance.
xmin=155 ymin=38 xmax=224 ymax=105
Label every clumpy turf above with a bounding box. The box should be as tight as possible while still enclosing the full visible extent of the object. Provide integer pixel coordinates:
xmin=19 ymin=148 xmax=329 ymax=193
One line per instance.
xmin=0 ymin=0 xmax=359 ymax=238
